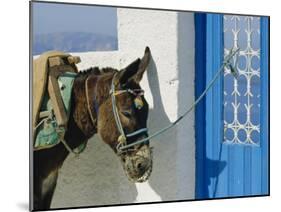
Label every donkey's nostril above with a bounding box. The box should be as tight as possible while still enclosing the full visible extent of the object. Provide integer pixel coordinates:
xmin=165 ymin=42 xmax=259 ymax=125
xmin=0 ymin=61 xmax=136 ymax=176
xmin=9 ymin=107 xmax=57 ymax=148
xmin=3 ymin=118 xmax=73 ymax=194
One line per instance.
xmin=136 ymin=161 xmax=146 ymax=171
xmin=137 ymin=162 xmax=142 ymax=169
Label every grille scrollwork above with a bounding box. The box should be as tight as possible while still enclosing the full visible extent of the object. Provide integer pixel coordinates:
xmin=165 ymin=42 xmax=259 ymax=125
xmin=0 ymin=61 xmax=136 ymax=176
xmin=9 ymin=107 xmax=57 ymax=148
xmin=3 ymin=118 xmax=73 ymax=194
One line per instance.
xmin=223 ymin=15 xmax=261 ymax=146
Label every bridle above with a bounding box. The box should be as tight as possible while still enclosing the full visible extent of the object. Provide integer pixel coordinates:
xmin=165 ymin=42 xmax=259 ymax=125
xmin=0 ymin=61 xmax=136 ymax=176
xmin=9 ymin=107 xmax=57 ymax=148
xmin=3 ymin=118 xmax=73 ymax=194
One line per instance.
xmin=85 ymin=72 xmax=149 ymax=154
xmin=110 ymin=73 xmax=149 ymax=154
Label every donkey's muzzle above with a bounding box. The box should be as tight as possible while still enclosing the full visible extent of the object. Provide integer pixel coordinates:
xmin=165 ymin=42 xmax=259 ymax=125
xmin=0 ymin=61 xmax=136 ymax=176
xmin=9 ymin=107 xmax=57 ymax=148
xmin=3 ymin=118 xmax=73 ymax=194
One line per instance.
xmin=121 ymin=144 xmax=153 ymax=183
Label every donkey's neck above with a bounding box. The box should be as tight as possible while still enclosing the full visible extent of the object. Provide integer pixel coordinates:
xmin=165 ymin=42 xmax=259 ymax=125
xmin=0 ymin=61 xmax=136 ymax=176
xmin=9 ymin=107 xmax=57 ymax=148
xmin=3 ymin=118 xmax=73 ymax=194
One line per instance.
xmin=67 ymin=67 xmax=116 ymax=149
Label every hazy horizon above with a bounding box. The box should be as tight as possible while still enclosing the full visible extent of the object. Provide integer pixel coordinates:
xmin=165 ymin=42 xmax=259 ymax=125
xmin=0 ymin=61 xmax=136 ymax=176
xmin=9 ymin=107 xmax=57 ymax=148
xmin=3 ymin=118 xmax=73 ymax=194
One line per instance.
xmin=32 ymin=2 xmax=117 ymax=36
xmin=32 ymin=2 xmax=118 ymax=55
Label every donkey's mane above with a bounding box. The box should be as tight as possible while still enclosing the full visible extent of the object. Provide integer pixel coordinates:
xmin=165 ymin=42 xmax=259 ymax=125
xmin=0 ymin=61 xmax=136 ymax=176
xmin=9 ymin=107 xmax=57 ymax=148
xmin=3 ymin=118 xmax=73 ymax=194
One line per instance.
xmin=74 ymin=66 xmax=117 ymax=90
xmin=78 ymin=66 xmax=117 ymax=78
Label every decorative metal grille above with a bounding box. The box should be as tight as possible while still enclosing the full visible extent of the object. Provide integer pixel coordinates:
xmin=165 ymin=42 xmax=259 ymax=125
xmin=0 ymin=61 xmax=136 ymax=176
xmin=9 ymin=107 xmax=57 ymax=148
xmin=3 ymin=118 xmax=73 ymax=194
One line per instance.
xmin=223 ymin=15 xmax=261 ymax=145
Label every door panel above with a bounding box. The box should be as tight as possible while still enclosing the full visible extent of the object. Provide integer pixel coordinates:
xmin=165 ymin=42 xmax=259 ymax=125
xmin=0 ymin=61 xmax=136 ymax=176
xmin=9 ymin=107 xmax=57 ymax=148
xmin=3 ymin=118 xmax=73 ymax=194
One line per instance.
xmin=195 ymin=14 xmax=269 ymax=199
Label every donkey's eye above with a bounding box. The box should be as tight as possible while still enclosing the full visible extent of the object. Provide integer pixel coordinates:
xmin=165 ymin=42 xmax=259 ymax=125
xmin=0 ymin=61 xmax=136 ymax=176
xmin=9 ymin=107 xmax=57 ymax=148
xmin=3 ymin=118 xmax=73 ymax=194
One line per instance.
xmin=121 ymin=110 xmax=132 ymax=118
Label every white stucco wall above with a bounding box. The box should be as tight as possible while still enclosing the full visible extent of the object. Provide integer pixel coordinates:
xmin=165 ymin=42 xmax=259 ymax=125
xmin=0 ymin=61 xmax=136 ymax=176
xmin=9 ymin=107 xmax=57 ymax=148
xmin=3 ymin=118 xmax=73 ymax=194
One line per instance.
xmin=51 ymin=8 xmax=195 ymax=208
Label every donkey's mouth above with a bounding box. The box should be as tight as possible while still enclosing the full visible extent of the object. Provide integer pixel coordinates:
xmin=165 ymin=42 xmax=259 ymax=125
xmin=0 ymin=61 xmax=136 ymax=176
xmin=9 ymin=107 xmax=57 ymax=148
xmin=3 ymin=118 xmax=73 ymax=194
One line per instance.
xmin=123 ymin=158 xmax=152 ymax=183
xmin=135 ymin=162 xmax=152 ymax=183
xmin=120 ymin=146 xmax=153 ymax=183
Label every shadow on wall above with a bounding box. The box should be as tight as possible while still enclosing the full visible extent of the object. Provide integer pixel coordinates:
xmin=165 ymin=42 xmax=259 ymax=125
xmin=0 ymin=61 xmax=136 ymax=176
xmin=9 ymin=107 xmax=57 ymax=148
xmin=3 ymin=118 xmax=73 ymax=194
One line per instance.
xmin=145 ymin=57 xmax=179 ymax=201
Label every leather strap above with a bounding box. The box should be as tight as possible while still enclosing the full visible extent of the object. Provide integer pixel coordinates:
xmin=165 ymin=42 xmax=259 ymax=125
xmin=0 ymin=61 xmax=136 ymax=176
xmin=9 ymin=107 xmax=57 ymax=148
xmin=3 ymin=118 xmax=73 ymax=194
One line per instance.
xmin=48 ymin=71 xmax=68 ymax=128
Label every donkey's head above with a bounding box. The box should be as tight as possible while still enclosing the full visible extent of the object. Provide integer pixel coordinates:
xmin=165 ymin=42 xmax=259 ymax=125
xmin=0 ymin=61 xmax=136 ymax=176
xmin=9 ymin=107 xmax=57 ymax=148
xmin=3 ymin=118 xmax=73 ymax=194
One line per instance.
xmin=97 ymin=47 xmax=152 ymax=182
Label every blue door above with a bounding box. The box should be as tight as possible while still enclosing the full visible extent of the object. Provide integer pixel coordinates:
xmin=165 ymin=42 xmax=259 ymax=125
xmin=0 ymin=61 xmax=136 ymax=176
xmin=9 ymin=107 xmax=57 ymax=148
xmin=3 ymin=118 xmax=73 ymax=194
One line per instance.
xmin=195 ymin=13 xmax=269 ymax=199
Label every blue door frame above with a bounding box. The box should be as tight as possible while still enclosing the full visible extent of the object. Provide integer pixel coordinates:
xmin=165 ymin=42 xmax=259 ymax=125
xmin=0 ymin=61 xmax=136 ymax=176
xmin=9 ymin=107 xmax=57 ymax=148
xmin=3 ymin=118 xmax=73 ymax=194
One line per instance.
xmin=195 ymin=13 xmax=269 ymax=199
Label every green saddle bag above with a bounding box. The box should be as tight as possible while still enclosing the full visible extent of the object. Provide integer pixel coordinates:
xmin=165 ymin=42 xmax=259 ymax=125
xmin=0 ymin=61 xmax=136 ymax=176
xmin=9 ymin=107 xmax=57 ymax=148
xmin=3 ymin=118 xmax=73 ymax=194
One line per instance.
xmin=34 ymin=72 xmax=76 ymax=149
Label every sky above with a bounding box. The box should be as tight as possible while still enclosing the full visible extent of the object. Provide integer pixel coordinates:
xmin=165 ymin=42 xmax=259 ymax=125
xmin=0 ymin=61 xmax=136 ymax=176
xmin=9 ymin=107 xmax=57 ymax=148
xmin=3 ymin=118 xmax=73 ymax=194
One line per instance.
xmin=32 ymin=2 xmax=117 ymax=36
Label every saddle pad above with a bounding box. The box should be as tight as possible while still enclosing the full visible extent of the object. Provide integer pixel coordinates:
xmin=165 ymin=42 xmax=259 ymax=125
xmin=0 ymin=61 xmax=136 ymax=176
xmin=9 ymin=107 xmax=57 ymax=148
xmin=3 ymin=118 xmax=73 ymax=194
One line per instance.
xmin=32 ymin=51 xmax=71 ymax=137
xmin=34 ymin=72 xmax=77 ymax=149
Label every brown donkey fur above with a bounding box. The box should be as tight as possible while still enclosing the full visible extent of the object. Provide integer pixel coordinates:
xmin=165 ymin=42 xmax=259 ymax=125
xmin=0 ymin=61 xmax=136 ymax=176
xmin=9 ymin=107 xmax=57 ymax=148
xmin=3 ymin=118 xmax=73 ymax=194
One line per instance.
xmin=33 ymin=47 xmax=152 ymax=210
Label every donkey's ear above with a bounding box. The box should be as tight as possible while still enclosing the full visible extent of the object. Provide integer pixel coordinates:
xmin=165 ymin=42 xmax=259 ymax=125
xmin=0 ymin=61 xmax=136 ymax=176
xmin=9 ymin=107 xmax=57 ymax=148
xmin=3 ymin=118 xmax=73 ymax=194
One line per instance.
xmin=118 ymin=47 xmax=151 ymax=85
xmin=119 ymin=58 xmax=141 ymax=85
xmin=134 ymin=46 xmax=151 ymax=83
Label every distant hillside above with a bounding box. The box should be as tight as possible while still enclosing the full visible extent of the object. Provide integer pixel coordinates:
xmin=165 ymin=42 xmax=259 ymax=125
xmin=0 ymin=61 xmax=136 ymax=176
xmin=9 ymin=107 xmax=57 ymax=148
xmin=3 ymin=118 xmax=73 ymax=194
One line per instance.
xmin=33 ymin=32 xmax=118 ymax=55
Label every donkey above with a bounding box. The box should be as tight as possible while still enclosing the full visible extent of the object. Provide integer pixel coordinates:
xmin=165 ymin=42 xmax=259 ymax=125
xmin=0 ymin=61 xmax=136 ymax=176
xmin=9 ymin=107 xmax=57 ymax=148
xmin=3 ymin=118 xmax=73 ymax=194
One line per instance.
xmin=33 ymin=47 xmax=152 ymax=210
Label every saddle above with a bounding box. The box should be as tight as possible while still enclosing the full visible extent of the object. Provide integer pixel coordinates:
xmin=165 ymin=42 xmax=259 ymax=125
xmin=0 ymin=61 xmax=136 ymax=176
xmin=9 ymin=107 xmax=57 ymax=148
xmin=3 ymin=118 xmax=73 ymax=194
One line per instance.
xmin=33 ymin=51 xmax=81 ymax=149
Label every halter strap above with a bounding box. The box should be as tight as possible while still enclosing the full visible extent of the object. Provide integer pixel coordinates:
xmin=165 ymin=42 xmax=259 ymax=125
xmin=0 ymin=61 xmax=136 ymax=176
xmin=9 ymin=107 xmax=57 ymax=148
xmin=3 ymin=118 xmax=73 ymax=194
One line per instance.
xmin=110 ymin=73 xmax=148 ymax=152
xmin=111 ymin=73 xmax=127 ymax=142
xmin=111 ymin=89 xmax=144 ymax=96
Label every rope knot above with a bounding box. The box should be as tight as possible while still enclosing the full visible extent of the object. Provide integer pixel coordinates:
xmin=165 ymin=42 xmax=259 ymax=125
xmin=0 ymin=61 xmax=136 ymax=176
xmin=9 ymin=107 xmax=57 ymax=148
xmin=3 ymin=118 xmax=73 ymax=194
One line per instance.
xmin=118 ymin=135 xmax=127 ymax=144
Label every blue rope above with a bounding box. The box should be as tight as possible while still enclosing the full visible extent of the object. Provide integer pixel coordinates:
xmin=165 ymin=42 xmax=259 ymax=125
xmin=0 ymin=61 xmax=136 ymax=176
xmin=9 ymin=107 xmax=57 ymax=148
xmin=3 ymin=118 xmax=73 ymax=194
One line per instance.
xmin=117 ymin=48 xmax=240 ymax=153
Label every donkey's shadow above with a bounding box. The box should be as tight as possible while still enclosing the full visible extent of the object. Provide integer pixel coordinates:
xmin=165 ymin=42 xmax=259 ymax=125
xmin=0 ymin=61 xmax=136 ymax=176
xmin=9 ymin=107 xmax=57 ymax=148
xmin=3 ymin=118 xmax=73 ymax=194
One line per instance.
xmin=144 ymin=57 xmax=181 ymax=201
